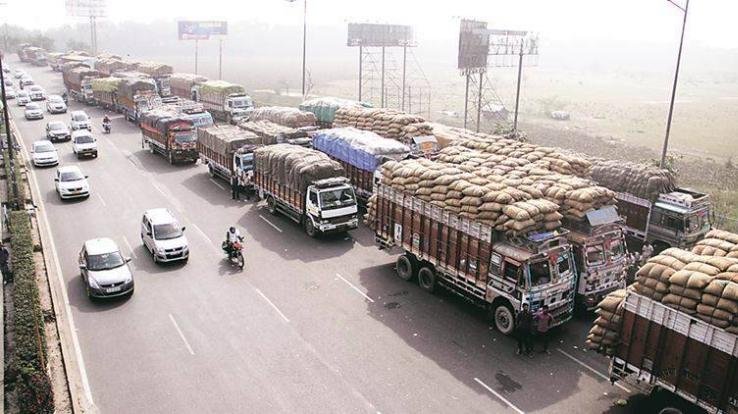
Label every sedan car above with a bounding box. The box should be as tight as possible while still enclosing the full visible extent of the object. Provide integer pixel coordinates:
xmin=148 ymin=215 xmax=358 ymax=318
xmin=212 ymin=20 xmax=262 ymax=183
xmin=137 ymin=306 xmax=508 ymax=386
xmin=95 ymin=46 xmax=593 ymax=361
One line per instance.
xmin=31 ymin=140 xmax=59 ymax=167
xmin=69 ymin=110 xmax=92 ymax=131
xmin=24 ymin=102 xmax=44 ymax=120
xmin=46 ymin=95 xmax=67 ymax=114
xmin=19 ymin=77 xmax=34 ymax=88
xmin=71 ymin=130 xmax=98 ymax=159
xmin=12 ymin=69 xmax=25 ymax=79
xmin=46 ymin=121 xmax=71 ymax=142
xmin=16 ymin=91 xmax=30 ymax=106
xmin=79 ymin=238 xmax=134 ymax=299
xmin=28 ymin=85 xmax=46 ymax=101
xmin=54 ymin=165 xmax=90 ymax=200
xmin=4 ymin=87 xmax=16 ymax=99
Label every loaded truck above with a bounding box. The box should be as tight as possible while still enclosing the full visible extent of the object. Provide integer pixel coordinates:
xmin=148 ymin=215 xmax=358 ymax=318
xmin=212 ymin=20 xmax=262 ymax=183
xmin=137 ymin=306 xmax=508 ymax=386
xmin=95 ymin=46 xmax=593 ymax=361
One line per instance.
xmin=311 ymin=128 xmax=410 ymax=205
xmin=371 ymin=182 xmax=578 ymax=334
xmin=197 ymin=125 xmax=261 ymax=189
xmin=115 ymin=75 xmax=159 ymax=122
xmin=299 ymin=96 xmax=370 ymax=128
xmin=254 ymin=144 xmax=359 ymax=237
xmin=608 ymin=292 xmax=738 ymax=414
xmin=170 ymin=73 xmax=208 ymax=101
xmin=197 ymin=80 xmax=253 ymax=123
xmin=563 ymin=207 xmax=628 ymax=310
xmin=63 ymin=66 xmax=99 ymax=104
xmin=91 ymin=77 xmax=121 ymax=109
xmin=140 ymin=108 xmax=198 ymax=164
xmin=136 ymin=61 xmax=174 ymax=97
xmin=158 ymin=98 xmax=213 ymax=129
xmin=24 ymin=46 xmax=48 ymax=66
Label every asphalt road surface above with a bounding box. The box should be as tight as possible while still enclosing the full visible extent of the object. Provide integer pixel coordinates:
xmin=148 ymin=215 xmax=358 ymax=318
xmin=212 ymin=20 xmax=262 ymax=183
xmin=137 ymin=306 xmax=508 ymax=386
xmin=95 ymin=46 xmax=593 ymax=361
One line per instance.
xmin=5 ymin=60 xmax=667 ymax=414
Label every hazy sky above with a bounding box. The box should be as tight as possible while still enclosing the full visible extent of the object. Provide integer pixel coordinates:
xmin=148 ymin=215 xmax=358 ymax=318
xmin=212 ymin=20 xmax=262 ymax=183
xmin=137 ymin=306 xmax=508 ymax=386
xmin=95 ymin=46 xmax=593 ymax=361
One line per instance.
xmin=3 ymin=0 xmax=738 ymax=48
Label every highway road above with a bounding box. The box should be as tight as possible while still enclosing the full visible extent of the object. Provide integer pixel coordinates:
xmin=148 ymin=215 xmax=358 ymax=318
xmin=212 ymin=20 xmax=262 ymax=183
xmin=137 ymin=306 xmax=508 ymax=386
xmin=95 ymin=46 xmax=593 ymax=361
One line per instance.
xmin=5 ymin=60 xmax=655 ymax=414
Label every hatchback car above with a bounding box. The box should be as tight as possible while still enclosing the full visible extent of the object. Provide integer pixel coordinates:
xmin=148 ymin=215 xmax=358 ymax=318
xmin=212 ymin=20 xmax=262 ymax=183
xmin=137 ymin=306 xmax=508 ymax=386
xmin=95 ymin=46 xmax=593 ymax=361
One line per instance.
xmin=28 ymin=85 xmax=46 ymax=101
xmin=79 ymin=238 xmax=134 ymax=299
xmin=12 ymin=69 xmax=25 ymax=79
xmin=69 ymin=110 xmax=92 ymax=131
xmin=55 ymin=165 xmax=90 ymax=200
xmin=24 ymin=102 xmax=44 ymax=120
xmin=46 ymin=121 xmax=71 ymax=142
xmin=72 ymin=130 xmax=98 ymax=159
xmin=141 ymin=208 xmax=189 ymax=264
xmin=46 ymin=95 xmax=67 ymax=113
xmin=19 ymin=77 xmax=34 ymax=88
xmin=16 ymin=91 xmax=30 ymax=106
xmin=31 ymin=140 xmax=59 ymax=167
xmin=4 ymin=87 xmax=16 ymax=99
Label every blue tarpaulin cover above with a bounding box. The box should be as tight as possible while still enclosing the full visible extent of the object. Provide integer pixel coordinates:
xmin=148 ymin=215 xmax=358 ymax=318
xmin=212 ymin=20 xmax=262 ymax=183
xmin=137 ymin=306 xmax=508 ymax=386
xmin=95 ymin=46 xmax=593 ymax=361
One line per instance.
xmin=312 ymin=128 xmax=410 ymax=172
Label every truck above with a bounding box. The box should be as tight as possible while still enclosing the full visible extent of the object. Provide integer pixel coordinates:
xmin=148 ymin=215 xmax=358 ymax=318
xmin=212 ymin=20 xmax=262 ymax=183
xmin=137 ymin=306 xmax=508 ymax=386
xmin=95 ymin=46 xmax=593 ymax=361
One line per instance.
xmin=136 ymin=61 xmax=174 ymax=97
xmin=197 ymin=125 xmax=261 ymax=189
xmin=24 ymin=46 xmax=48 ymax=66
xmin=254 ymin=144 xmax=359 ymax=237
xmin=563 ymin=207 xmax=628 ymax=310
xmin=115 ymin=75 xmax=159 ymax=122
xmin=169 ymin=73 xmax=208 ymax=101
xmin=370 ymin=182 xmax=578 ymax=334
xmin=608 ymin=292 xmax=738 ymax=414
xmin=140 ymin=108 xmax=198 ymax=164
xmin=63 ymin=66 xmax=99 ymax=104
xmin=311 ymin=127 xmax=410 ymax=205
xmin=238 ymin=120 xmax=312 ymax=147
xmin=16 ymin=43 xmax=32 ymax=62
xmin=299 ymin=96 xmax=370 ymax=128
xmin=91 ymin=77 xmax=122 ymax=110
xmin=95 ymin=57 xmax=136 ymax=77
xmin=197 ymin=80 xmax=253 ymax=123
xmin=157 ymin=97 xmax=214 ymax=129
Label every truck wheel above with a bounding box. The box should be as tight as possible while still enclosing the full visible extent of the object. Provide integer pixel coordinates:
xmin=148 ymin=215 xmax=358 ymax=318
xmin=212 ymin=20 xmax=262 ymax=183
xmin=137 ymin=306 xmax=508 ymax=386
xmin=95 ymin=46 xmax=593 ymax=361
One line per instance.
xmin=492 ymin=302 xmax=515 ymax=335
xmin=168 ymin=152 xmax=174 ymax=165
xmin=266 ymin=196 xmax=277 ymax=215
xmin=208 ymin=164 xmax=215 ymax=178
xmin=149 ymin=144 xmax=155 ymax=154
xmin=304 ymin=219 xmax=317 ymax=238
xmin=395 ymin=254 xmax=417 ymax=281
xmin=417 ymin=266 xmax=436 ymax=292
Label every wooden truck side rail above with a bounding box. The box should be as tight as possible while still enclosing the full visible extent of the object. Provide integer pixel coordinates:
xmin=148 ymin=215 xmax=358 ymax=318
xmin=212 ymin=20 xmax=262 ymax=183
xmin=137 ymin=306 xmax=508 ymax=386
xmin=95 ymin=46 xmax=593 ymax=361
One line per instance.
xmin=254 ymin=170 xmax=305 ymax=214
xmin=196 ymin=142 xmax=231 ymax=174
xmin=613 ymin=293 xmax=738 ymax=413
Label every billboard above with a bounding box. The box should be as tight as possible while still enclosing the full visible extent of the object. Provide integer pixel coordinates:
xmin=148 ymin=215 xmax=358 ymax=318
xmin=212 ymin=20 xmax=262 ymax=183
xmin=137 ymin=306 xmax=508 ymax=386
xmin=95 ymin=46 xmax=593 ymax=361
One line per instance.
xmin=347 ymin=23 xmax=414 ymax=47
xmin=178 ymin=21 xmax=228 ymax=40
xmin=457 ymin=20 xmax=490 ymax=70
xmin=65 ymin=0 xmax=107 ymax=17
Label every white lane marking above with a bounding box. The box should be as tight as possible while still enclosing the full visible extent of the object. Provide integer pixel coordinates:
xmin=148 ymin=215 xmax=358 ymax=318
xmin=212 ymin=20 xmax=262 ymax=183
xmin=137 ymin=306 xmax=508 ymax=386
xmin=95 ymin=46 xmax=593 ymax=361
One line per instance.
xmin=14 ymin=120 xmax=96 ymax=407
xmin=121 ymin=236 xmax=137 ymax=259
xmin=254 ymin=288 xmax=290 ymax=323
xmin=556 ymin=348 xmax=631 ymax=393
xmin=95 ymin=193 xmax=107 ymax=207
xmin=259 ymin=214 xmax=283 ymax=233
xmin=151 ymin=181 xmax=168 ymax=199
xmin=209 ymin=178 xmax=226 ymax=191
xmin=335 ymin=273 xmax=374 ymax=303
xmin=169 ymin=314 xmax=195 ymax=355
xmin=191 ymin=223 xmax=214 ymax=245
xmin=474 ymin=377 xmax=525 ymax=414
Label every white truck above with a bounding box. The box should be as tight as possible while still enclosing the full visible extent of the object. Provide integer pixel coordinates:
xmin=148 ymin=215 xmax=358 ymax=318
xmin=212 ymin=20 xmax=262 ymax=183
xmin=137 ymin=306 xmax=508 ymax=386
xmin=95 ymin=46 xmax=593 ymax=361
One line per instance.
xmin=196 ymin=80 xmax=253 ymax=123
xmin=197 ymin=125 xmax=261 ymax=189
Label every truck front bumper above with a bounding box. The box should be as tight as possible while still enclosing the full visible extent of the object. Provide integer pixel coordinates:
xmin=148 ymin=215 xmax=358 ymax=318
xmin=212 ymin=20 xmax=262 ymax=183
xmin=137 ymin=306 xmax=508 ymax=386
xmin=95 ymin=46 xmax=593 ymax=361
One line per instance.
xmin=173 ymin=149 xmax=198 ymax=162
xmin=318 ymin=217 xmax=359 ymax=233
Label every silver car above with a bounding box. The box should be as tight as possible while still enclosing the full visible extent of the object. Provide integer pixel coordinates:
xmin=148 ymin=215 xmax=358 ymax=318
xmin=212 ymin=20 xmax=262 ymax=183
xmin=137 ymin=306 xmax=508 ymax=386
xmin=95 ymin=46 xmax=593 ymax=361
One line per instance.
xmin=79 ymin=238 xmax=134 ymax=299
xmin=24 ymin=103 xmax=44 ymax=120
xmin=16 ymin=91 xmax=30 ymax=106
xmin=46 ymin=95 xmax=67 ymax=114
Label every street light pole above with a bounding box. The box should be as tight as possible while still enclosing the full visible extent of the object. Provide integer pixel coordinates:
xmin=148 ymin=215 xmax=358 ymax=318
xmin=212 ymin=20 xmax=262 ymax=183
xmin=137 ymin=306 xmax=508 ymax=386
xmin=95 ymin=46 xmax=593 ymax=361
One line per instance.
xmin=301 ymin=0 xmax=307 ymax=96
xmin=660 ymin=0 xmax=690 ymax=169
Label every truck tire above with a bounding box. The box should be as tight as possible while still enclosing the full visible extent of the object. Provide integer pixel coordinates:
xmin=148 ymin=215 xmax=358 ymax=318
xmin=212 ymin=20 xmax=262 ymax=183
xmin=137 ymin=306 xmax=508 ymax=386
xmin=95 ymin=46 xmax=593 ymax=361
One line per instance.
xmin=168 ymin=152 xmax=174 ymax=165
xmin=304 ymin=219 xmax=317 ymax=238
xmin=266 ymin=196 xmax=277 ymax=215
xmin=492 ymin=302 xmax=515 ymax=335
xmin=208 ymin=164 xmax=215 ymax=178
xmin=417 ymin=265 xmax=436 ymax=293
xmin=149 ymin=143 xmax=155 ymax=154
xmin=395 ymin=254 xmax=417 ymax=281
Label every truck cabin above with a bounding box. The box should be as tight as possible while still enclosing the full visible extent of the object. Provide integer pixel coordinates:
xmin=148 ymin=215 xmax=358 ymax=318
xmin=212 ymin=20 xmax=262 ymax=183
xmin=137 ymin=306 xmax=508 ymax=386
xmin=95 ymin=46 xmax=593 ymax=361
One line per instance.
xmin=648 ymin=189 xmax=711 ymax=249
xmin=226 ymin=94 xmax=254 ymax=110
xmin=234 ymin=146 xmax=256 ymax=174
xmin=166 ymin=120 xmax=196 ymax=146
xmin=307 ymin=180 xmax=357 ymax=212
xmin=565 ymin=206 xmax=628 ymax=271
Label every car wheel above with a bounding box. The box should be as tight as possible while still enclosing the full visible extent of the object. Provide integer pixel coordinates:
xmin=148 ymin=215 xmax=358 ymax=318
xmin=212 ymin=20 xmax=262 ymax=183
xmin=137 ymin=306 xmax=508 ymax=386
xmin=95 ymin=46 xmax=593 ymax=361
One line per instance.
xmin=151 ymin=248 xmax=158 ymax=263
xmin=86 ymin=285 xmax=92 ymax=299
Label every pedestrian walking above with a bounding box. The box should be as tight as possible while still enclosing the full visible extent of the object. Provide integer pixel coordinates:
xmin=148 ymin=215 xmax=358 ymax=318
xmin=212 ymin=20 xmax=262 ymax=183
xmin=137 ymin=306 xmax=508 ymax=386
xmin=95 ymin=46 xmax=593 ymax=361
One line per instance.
xmin=534 ymin=305 xmax=554 ymax=354
xmin=515 ymin=303 xmax=533 ymax=356
xmin=0 ymin=243 xmax=11 ymax=285
xmin=231 ymin=174 xmax=240 ymax=200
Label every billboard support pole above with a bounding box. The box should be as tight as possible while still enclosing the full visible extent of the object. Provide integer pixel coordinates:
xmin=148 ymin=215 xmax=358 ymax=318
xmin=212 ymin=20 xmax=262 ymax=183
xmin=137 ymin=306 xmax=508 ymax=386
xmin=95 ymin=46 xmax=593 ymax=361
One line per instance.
xmin=218 ymin=38 xmax=223 ymax=80
xmin=380 ymin=46 xmax=385 ymax=107
xmin=513 ymin=42 xmax=524 ymax=133
xmin=463 ymin=72 xmax=470 ymax=129
xmin=194 ymin=39 xmax=199 ymax=75
xmin=401 ymin=44 xmax=407 ymax=111
xmin=358 ymin=45 xmax=363 ymax=101
xmin=476 ymin=71 xmax=483 ymax=133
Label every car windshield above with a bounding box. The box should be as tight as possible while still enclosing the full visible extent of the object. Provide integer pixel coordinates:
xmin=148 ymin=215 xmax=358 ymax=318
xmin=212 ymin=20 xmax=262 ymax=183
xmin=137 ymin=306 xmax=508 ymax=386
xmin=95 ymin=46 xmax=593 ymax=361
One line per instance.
xmin=153 ymin=223 xmax=183 ymax=240
xmin=60 ymin=171 xmax=84 ymax=181
xmin=18 ymin=92 xmax=28 ymax=98
xmin=26 ymin=103 xmax=40 ymax=110
xmin=49 ymin=96 xmax=63 ymax=103
xmin=49 ymin=122 xmax=65 ymax=131
xmin=35 ymin=143 xmax=55 ymax=153
xmin=87 ymin=251 xmax=125 ymax=271
xmin=30 ymin=86 xmax=41 ymax=91
xmin=75 ymin=135 xmax=94 ymax=144
xmin=319 ymin=187 xmax=355 ymax=209
xmin=72 ymin=113 xmax=88 ymax=122
xmin=173 ymin=131 xmax=196 ymax=143
xmin=529 ymin=260 xmax=553 ymax=287
xmin=586 ymin=245 xmax=606 ymax=266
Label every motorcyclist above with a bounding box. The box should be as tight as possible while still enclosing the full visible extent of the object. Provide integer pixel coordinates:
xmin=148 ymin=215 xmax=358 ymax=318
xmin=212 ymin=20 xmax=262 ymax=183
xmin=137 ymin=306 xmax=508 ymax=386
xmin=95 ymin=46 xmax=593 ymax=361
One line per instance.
xmin=102 ymin=114 xmax=111 ymax=132
xmin=224 ymin=226 xmax=243 ymax=257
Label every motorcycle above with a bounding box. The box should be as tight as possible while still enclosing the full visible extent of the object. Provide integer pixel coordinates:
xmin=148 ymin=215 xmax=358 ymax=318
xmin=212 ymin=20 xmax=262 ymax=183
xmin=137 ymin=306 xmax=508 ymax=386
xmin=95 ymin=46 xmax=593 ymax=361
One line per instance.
xmin=222 ymin=239 xmax=245 ymax=269
xmin=102 ymin=121 xmax=111 ymax=134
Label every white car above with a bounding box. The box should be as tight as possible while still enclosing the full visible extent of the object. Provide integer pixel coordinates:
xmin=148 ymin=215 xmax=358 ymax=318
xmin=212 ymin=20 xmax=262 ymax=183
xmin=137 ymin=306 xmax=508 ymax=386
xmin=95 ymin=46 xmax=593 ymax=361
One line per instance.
xmin=140 ymin=208 xmax=189 ymax=264
xmin=79 ymin=238 xmax=134 ymax=299
xmin=72 ymin=130 xmax=98 ymax=159
xmin=46 ymin=95 xmax=67 ymax=114
xmin=70 ymin=110 xmax=92 ymax=131
xmin=3 ymin=78 xmax=12 ymax=89
xmin=16 ymin=91 xmax=30 ymax=106
xmin=55 ymin=166 xmax=90 ymax=200
xmin=24 ymin=102 xmax=44 ymax=120
xmin=28 ymin=85 xmax=46 ymax=101
xmin=4 ymin=87 xmax=16 ymax=99
xmin=13 ymin=69 xmax=25 ymax=79
xmin=31 ymin=140 xmax=59 ymax=167
xmin=19 ymin=77 xmax=34 ymax=88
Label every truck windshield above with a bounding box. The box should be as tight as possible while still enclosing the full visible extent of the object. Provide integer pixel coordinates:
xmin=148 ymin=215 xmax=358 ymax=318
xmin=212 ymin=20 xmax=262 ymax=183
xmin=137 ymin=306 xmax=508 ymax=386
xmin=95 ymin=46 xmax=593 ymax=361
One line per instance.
xmin=238 ymin=154 xmax=254 ymax=171
xmin=685 ymin=212 xmax=709 ymax=234
xmin=585 ymin=245 xmax=606 ymax=266
xmin=229 ymin=98 xmax=252 ymax=109
xmin=173 ymin=131 xmax=196 ymax=143
xmin=319 ymin=187 xmax=355 ymax=210
xmin=529 ymin=260 xmax=553 ymax=287
xmin=608 ymin=239 xmax=625 ymax=260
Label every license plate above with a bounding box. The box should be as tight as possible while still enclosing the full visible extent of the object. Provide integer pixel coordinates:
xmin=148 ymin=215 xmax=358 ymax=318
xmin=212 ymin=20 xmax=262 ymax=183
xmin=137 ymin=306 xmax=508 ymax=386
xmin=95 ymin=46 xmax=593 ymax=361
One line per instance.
xmin=106 ymin=286 xmax=121 ymax=293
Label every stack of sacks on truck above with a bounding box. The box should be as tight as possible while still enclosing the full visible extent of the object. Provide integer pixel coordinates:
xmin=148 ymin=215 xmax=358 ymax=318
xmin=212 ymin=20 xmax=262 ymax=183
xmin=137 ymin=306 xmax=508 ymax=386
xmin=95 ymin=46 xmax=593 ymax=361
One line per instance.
xmin=590 ymin=159 xmax=676 ymax=201
xmin=170 ymin=73 xmax=208 ymax=88
xmin=237 ymin=120 xmax=307 ymax=145
xmin=136 ymin=61 xmax=174 ymax=77
xmin=91 ymin=77 xmax=122 ymax=93
xmin=430 ymin=123 xmax=501 ymax=148
xmin=631 ymin=245 xmax=738 ymax=334
xmin=435 ymin=146 xmax=615 ymax=221
xmin=585 ymin=289 xmax=626 ymax=355
xmin=299 ymin=97 xmax=368 ymax=126
xmin=254 ymin=144 xmax=344 ymax=193
xmin=95 ymin=56 xmax=136 ymax=76
xmin=247 ymin=106 xmax=317 ymax=129
xmin=197 ymin=125 xmax=262 ymax=151
xmin=373 ymin=158 xmax=561 ymax=235
xmin=334 ymin=107 xmax=433 ymax=143
xmin=691 ymin=229 xmax=738 ymax=258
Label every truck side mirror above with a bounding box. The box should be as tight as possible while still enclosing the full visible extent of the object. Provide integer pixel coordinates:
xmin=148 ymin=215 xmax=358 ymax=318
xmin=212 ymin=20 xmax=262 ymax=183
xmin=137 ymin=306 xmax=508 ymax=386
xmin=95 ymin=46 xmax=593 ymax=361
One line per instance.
xmin=78 ymin=263 xmax=86 ymax=270
xmin=181 ymin=226 xmax=186 ymax=232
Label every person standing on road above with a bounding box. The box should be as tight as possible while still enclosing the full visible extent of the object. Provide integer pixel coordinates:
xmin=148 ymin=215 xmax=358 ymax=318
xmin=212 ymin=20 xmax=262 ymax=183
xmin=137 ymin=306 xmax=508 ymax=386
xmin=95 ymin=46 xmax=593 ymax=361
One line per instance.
xmin=515 ymin=303 xmax=533 ymax=356
xmin=534 ymin=305 xmax=554 ymax=354
xmin=231 ymin=174 xmax=240 ymax=200
xmin=0 ymin=243 xmax=11 ymax=285
xmin=640 ymin=243 xmax=654 ymax=266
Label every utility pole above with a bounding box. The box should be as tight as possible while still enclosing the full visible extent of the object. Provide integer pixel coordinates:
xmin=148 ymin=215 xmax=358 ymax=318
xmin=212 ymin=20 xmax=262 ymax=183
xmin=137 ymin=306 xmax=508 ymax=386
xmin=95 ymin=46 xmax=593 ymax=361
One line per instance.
xmin=194 ymin=39 xmax=199 ymax=75
xmin=476 ymin=72 xmax=483 ymax=132
xmin=301 ymin=0 xmax=307 ymax=96
xmin=661 ymin=0 xmax=690 ymax=169
xmin=358 ymin=45 xmax=363 ymax=101
xmin=401 ymin=43 xmax=407 ymax=111
xmin=218 ymin=38 xmax=223 ymax=80
xmin=380 ymin=46 xmax=385 ymax=107
xmin=513 ymin=41 xmax=524 ymax=133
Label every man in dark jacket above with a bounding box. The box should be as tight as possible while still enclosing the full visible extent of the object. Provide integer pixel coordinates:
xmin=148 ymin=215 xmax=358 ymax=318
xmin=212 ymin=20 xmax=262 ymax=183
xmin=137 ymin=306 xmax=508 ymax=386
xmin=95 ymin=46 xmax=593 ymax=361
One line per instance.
xmin=515 ymin=303 xmax=533 ymax=356
xmin=231 ymin=174 xmax=240 ymax=200
xmin=0 ymin=243 xmax=11 ymax=285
